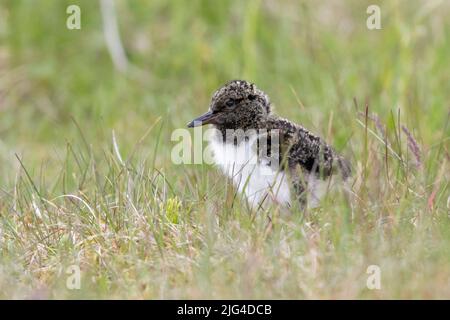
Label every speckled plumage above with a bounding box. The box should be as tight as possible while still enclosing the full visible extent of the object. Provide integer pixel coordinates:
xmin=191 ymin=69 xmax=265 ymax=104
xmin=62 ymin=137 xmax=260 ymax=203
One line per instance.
xmin=188 ymin=80 xmax=351 ymax=209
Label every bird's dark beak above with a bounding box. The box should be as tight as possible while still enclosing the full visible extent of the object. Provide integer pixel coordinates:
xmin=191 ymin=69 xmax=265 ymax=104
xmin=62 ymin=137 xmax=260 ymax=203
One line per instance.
xmin=187 ymin=110 xmax=218 ymax=128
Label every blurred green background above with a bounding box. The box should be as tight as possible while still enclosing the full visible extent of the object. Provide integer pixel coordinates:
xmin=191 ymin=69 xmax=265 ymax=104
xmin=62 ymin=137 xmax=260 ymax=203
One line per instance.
xmin=1 ymin=0 xmax=448 ymax=174
xmin=0 ymin=0 xmax=449 ymax=299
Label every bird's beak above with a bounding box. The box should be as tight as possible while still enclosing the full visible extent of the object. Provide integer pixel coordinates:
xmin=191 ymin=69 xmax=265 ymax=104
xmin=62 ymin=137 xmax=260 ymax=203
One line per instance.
xmin=187 ymin=110 xmax=218 ymax=128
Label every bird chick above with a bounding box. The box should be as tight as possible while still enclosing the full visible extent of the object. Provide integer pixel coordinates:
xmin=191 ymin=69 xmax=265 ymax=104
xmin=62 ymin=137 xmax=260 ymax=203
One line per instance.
xmin=188 ymin=80 xmax=351 ymax=210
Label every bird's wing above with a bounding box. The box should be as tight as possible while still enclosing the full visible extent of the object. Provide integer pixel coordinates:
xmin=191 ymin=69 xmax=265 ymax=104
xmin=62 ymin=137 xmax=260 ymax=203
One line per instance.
xmin=267 ymin=116 xmax=351 ymax=179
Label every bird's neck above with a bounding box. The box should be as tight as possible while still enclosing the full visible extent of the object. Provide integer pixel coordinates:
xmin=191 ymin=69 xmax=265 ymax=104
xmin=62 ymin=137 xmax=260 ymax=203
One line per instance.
xmin=213 ymin=126 xmax=253 ymax=145
xmin=213 ymin=118 xmax=273 ymax=145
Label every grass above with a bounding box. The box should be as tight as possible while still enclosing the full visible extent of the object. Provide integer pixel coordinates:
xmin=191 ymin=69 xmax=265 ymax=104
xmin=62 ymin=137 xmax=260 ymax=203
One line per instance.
xmin=0 ymin=0 xmax=449 ymax=299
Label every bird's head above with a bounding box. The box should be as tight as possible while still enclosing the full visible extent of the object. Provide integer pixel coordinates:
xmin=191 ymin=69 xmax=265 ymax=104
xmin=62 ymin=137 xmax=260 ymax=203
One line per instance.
xmin=187 ymin=80 xmax=271 ymax=131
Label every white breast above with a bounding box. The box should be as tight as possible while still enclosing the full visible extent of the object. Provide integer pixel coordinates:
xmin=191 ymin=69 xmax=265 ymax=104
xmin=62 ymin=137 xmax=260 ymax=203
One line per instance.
xmin=209 ymin=136 xmax=291 ymax=209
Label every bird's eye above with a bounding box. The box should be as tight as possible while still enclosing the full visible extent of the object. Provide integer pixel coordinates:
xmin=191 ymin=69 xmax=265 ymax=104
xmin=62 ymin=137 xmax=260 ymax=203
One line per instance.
xmin=225 ymin=99 xmax=235 ymax=107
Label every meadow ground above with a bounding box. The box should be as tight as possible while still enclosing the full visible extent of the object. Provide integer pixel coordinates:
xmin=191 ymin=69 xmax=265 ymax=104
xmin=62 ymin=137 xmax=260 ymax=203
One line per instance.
xmin=0 ymin=0 xmax=449 ymax=299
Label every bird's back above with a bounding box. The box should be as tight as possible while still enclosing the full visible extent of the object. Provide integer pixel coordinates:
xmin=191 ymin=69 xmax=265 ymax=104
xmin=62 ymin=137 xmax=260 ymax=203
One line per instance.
xmin=265 ymin=115 xmax=352 ymax=207
xmin=266 ymin=115 xmax=351 ymax=180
